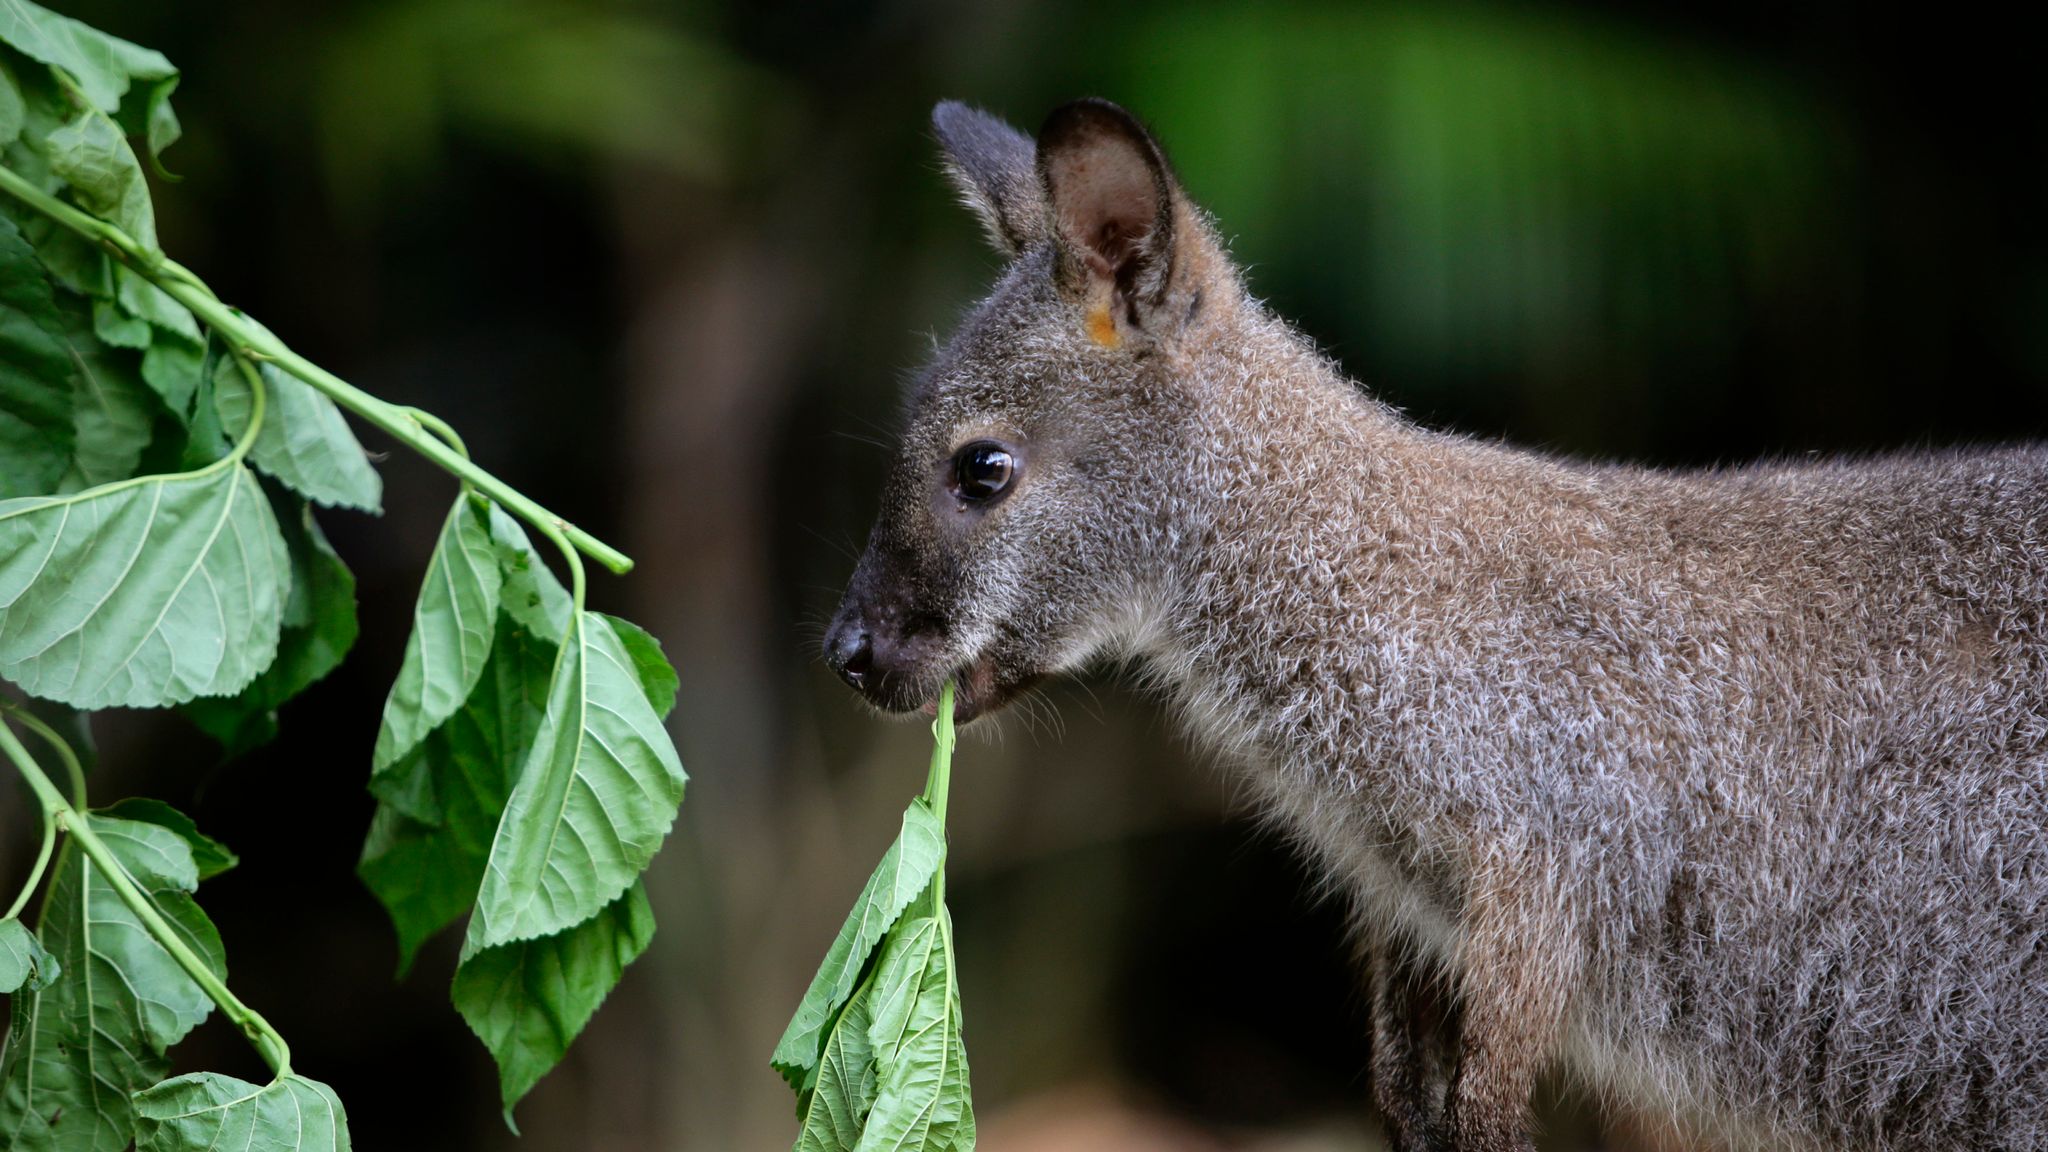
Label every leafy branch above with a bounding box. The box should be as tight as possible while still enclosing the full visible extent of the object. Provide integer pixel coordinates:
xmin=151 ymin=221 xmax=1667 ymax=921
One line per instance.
xmin=0 ymin=3 xmax=689 ymax=1148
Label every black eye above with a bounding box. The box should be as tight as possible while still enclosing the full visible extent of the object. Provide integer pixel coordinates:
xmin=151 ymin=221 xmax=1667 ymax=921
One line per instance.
xmin=952 ymin=442 xmax=1016 ymax=502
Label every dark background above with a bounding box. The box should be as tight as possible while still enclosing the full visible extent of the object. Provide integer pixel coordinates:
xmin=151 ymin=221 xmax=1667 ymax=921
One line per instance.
xmin=3 ymin=1 xmax=2044 ymax=1148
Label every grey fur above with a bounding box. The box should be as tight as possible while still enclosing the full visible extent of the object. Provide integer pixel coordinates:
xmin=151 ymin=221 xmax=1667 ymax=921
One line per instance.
xmin=827 ymin=98 xmax=2048 ymax=1151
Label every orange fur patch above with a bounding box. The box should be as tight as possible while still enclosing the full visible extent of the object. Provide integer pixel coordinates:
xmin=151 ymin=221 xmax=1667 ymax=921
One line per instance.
xmin=1086 ymin=305 xmax=1121 ymax=347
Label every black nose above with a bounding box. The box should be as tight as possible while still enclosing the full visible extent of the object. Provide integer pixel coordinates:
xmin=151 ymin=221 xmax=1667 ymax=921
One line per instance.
xmin=826 ymin=624 xmax=874 ymax=689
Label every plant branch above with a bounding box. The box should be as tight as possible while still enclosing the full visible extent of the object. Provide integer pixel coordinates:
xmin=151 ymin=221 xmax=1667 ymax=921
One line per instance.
xmin=0 ymin=719 xmax=295 ymax=1078
xmin=0 ymin=163 xmax=634 ymax=577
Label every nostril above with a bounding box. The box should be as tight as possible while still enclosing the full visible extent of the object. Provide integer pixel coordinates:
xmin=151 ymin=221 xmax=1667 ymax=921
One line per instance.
xmin=832 ymin=629 xmax=875 ymax=688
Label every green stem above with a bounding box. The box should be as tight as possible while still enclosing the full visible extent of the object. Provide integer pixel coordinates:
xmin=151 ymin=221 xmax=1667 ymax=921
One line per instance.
xmin=922 ymin=681 xmax=958 ymax=907
xmin=3 ymin=806 xmax=55 ymax=923
xmin=3 ymin=708 xmax=90 ymax=810
xmin=0 ymin=163 xmax=633 ymax=577
xmin=0 ymin=720 xmax=295 ymax=1078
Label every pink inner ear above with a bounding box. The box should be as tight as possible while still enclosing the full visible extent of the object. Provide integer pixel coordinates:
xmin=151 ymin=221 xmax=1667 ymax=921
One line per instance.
xmin=1050 ymin=143 xmax=1159 ymax=277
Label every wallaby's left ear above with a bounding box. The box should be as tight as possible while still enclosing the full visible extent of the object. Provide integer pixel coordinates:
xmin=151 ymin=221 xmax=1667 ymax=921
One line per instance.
xmin=1037 ymin=98 xmax=1180 ymax=331
xmin=933 ymin=101 xmax=1046 ymax=257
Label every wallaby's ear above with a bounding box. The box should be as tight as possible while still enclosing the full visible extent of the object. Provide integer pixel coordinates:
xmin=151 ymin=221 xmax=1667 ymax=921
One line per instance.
xmin=1037 ymin=98 xmax=1179 ymax=332
xmin=933 ymin=101 xmax=1046 ymax=257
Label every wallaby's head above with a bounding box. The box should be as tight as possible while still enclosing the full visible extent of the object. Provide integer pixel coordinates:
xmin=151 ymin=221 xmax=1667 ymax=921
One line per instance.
xmin=825 ymin=98 xmax=1243 ymax=722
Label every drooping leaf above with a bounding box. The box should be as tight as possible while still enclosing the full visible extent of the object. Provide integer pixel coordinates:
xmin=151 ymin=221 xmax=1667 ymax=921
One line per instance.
xmin=452 ymin=881 xmax=655 ymax=1114
xmin=96 ymin=798 xmax=237 ymax=880
xmin=489 ymin=505 xmax=570 ymax=638
xmin=599 ymin=613 xmax=678 ymax=720
xmin=216 ymin=357 xmax=382 ymax=512
xmin=184 ymin=489 xmax=358 ymax=756
xmin=771 ymin=800 xmax=945 ymax=1094
xmin=372 ymin=493 xmax=501 ymax=773
xmin=138 ymin=338 xmax=201 ymax=416
xmin=466 ymin=612 xmax=687 ymax=949
xmin=793 ymin=970 xmax=876 ymax=1152
xmin=360 ymin=614 xmax=554 ymax=972
xmin=0 ymin=0 xmax=177 ymax=119
xmin=44 ymin=108 xmax=155 ymax=249
xmin=0 ymin=919 xmax=56 ymax=995
xmin=0 ymin=59 xmax=24 ymax=145
xmin=113 ymin=266 xmax=200 ymax=346
xmin=0 ymin=461 xmax=288 ymax=709
xmin=0 ymin=817 xmax=227 ymax=1152
xmin=0 ymin=213 xmax=74 ymax=497
xmin=133 ymin=1072 xmax=350 ymax=1152
xmin=89 ymin=297 xmax=147 ymax=348
xmin=854 ymin=910 xmax=973 ymax=1152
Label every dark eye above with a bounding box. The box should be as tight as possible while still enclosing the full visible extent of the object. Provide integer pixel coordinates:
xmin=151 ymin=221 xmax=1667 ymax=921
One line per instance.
xmin=952 ymin=442 xmax=1016 ymax=502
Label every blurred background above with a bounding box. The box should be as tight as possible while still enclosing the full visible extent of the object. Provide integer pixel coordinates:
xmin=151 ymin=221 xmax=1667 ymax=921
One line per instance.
xmin=4 ymin=0 xmax=2045 ymax=1148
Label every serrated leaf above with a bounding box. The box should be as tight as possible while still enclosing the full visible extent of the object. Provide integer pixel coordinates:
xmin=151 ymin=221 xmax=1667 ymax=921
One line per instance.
xmin=359 ymin=614 xmax=554 ymax=972
xmin=0 ymin=0 xmax=176 ymax=118
xmin=771 ymin=800 xmax=945 ymax=1093
xmin=453 ymin=881 xmax=654 ymax=1114
xmin=216 ymin=358 xmax=382 ymax=513
xmin=89 ymin=297 xmax=147 ymax=349
xmin=184 ymin=489 xmax=357 ymax=756
xmin=96 ymin=798 xmax=237 ymax=880
xmin=488 ymin=505 xmax=570 ymax=638
xmin=45 ymin=108 xmax=155 ymax=249
xmin=466 ymin=611 xmax=687 ymax=948
xmin=794 ymin=973 xmax=877 ymax=1151
xmin=854 ymin=911 xmax=972 ymax=1152
xmin=0 ymin=816 xmax=227 ymax=1152
xmin=599 ymin=613 xmax=677 ymax=720
xmin=113 ymin=267 xmax=199 ymax=346
xmin=0 ymin=919 xmax=56 ymax=995
xmin=0 ymin=212 xmax=75 ymax=497
xmin=132 ymin=1072 xmax=350 ymax=1152
xmin=372 ymin=494 xmax=501 ymax=772
xmin=138 ymin=338 xmax=200 ymax=416
xmin=0 ymin=461 xmax=288 ymax=709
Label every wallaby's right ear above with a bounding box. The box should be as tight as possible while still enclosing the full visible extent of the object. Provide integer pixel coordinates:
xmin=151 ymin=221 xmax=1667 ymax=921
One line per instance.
xmin=933 ymin=101 xmax=1046 ymax=257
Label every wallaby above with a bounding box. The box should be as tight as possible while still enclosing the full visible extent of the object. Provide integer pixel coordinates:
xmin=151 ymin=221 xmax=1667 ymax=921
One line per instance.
xmin=822 ymin=98 xmax=2048 ymax=1152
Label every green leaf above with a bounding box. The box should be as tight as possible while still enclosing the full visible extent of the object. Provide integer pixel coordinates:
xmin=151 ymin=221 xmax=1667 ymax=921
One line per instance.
xmin=138 ymin=338 xmax=201 ymax=416
xmin=0 ymin=919 xmax=56 ymax=995
xmin=0 ymin=0 xmax=176 ymax=118
xmin=466 ymin=611 xmax=687 ymax=949
xmin=793 ymin=971 xmax=876 ymax=1151
xmin=114 ymin=267 xmax=200 ymax=346
xmin=0 ymin=461 xmax=289 ymax=709
xmin=96 ymin=799 xmax=237 ymax=880
xmin=90 ymin=297 xmax=147 ymax=349
xmin=58 ymin=294 xmax=158 ymax=490
xmin=771 ymin=800 xmax=945 ymax=1093
xmin=359 ymin=614 xmax=554 ymax=973
xmin=0 ymin=816 xmax=227 ymax=1152
xmin=452 ymin=881 xmax=654 ymax=1115
xmin=0 ymin=212 xmax=75 ymax=497
xmin=45 ymin=108 xmax=155 ymax=249
xmin=0 ymin=59 xmax=24 ymax=146
xmin=183 ymin=490 xmax=358 ymax=756
xmin=854 ymin=911 xmax=973 ymax=1152
xmin=488 ymin=505 xmax=571 ymax=638
xmin=372 ymin=493 xmax=501 ymax=773
xmin=215 ymin=358 xmax=382 ymax=513
xmin=133 ymin=1072 xmax=350 ymax=1152
xmin=598 ymin=613 xmax=678 ymax=720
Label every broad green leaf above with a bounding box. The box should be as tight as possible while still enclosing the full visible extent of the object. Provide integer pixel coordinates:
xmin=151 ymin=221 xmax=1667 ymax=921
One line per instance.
xmin=89 ymin=298 xmax=148 ymax=348
xmin=45 ymin=108 xmax=155 ymax=249
xmin=0 ymin=0 xmax=176 ymax=118
xmin=771 ymin=800 xmax=945 ymax=1093
xmin=855 ymin=911 xmax=972 ymax=1152
xmin=96 ymin=799 xmax=237 ymax=880
xmin=452 ymin=881 xmax=655 ymax=1114
xmin=0 ymin=816 xmax=227 ymax=1152
xmin=489 ymin=505 xmax=570 ymax=638
xmin=372 ymin=494 xmax=501 ymax=772
xmin=600 ymin=613 xmax=678 ymax=719
xmin=216 ymin=358 xmax=382 ymax=513
xmin=466 ymin=612 xmax=687 ymax=948
xmin=0 ymin=213 xmax=74 ymax=497
xmin=133 ymin=1072 xmax=350 ymax=1152
xmin=794 ymin=979 xmax=876 ymax=1151
xmin=59 ymin=298 xmax=157 ymax=489
xmin=0 ymin=919 xmax=56 ymax=995
xmin=0 ymin=461 xmax=289 ymax=709
xmin=360 ymin=614 xmax=554 ymax=972
xmin=138 ymin=338 xmax=200 ymax=416
xmin=184 ymin=491 xmax=358 ymax=756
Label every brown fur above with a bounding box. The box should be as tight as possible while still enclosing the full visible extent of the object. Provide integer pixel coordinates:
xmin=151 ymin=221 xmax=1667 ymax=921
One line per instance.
xmin=826 ymin=99 xmax=2048 ymax=1150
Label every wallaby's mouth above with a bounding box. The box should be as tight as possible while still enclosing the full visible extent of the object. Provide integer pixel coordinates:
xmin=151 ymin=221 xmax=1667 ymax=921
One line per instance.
xmin=917 ymin=655 xmax=1041 ymax=725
